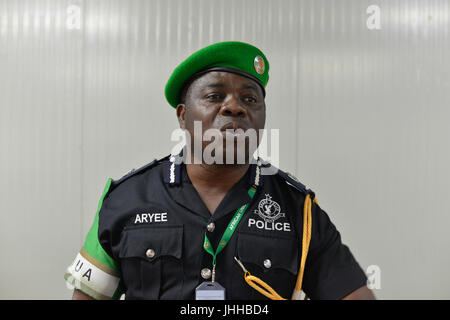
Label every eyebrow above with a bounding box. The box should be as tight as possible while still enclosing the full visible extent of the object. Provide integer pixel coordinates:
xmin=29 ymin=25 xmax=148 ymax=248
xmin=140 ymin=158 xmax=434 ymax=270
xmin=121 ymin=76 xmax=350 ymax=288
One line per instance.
xmin=240 ymin=83 xmax=258 ymax=91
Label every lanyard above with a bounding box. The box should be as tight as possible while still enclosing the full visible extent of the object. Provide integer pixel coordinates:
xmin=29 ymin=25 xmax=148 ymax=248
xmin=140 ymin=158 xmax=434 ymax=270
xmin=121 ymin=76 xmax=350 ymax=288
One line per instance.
xmin=203 ymin=185 xmax=257 ymax=281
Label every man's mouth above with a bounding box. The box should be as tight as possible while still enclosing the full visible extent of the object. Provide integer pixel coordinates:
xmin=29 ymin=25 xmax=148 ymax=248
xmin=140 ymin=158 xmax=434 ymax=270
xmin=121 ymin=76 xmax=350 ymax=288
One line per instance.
xmin=219 ymin=122 xmax=249 ymax=134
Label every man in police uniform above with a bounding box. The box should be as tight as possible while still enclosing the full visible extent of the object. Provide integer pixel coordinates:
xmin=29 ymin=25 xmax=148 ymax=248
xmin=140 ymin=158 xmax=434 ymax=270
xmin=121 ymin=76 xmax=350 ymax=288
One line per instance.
xmin=65 ymin=41 xmax=376 ymax=300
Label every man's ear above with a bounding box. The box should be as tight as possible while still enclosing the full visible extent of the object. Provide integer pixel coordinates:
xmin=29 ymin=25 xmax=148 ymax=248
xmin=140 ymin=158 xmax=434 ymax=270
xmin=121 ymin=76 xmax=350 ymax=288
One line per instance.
xmin=176 ymin=103 xmax=186 ymax=129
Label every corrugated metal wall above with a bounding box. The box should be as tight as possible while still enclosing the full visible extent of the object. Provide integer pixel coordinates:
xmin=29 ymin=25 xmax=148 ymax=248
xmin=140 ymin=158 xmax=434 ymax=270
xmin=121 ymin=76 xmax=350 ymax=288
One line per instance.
xmin=0 ymin=0 xmax=449 ymax=299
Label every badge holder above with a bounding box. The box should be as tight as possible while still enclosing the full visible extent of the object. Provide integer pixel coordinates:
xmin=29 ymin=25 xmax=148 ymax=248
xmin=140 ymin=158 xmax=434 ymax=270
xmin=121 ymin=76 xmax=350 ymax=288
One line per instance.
xmin=195 ymin=281 xmax=226 ymax=300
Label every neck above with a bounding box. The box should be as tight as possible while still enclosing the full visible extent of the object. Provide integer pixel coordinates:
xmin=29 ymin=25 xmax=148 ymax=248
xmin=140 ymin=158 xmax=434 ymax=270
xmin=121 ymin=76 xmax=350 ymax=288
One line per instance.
xmin=186 ymin=162 xmax=250 ymax=191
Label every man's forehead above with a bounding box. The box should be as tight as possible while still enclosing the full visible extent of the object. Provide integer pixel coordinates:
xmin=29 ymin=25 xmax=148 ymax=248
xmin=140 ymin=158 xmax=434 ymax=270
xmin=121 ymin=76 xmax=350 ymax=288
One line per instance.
xmin=189 ymin=71 xmax=264 ymax=94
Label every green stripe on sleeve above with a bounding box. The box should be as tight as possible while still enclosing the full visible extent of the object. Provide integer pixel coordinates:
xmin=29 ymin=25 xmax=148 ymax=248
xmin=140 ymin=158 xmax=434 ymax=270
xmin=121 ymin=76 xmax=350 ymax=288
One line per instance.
xmin=82 ymin=178 xmax=119 ymax=272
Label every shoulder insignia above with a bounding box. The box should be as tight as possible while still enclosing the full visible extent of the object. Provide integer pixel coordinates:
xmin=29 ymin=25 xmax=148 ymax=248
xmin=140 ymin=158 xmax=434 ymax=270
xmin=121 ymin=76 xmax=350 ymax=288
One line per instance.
xmin=277 ymin=169 xmax=315 ymax=198
xmin=164 ymin=153 xmax=183 ymax=185
xmin=111 ymin=155 xmax=170 ymax=187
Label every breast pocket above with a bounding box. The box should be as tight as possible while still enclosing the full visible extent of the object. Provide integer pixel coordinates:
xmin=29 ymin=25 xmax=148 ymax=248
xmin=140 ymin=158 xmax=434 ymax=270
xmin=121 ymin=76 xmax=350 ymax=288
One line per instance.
xmin=119 ymin=225 xmax=183 ymax=299
xmin=236 ymin=232 xmax=299 ymax=299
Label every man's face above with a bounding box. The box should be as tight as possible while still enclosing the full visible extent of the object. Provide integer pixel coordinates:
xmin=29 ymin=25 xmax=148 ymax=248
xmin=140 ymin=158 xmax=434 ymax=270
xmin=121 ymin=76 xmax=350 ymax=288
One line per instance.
xmin=176 ymin=71 xmax=266 ymax=164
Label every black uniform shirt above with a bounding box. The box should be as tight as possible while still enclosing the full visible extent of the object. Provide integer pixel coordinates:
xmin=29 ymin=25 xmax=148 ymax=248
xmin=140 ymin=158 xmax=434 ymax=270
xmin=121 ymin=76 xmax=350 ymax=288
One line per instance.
xmin=69 ymin=154 xmax=367 ymax=300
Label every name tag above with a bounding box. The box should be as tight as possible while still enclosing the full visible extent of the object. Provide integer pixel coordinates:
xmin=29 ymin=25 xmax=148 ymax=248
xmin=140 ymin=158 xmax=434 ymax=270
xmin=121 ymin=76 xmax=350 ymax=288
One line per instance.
xmin=134 ymin=212 xmax=167 ymax=224
xmin=195 ymin=281 xmax=226 ymax=300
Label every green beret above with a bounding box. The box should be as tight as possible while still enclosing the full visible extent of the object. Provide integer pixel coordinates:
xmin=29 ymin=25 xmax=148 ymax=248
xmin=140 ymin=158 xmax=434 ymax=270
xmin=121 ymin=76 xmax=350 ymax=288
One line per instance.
xmin=164 ymin=41 xmax=270 ymax=108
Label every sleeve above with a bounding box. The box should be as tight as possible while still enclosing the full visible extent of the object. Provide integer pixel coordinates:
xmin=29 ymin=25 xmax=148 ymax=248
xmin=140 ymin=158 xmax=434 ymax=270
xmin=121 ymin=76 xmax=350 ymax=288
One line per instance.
xmin=301 ymin=202 xmax=368 ymax=300
xmin=64 ymin=178 xmax=124 ymax=300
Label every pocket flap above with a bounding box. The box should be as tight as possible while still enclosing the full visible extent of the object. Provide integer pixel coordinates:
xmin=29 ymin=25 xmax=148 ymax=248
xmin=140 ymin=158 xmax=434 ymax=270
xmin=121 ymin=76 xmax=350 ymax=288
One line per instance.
xmin=119 ymin=225 xmax=183 ymax=260
xmin=237 ymin=232 xmax=299 ymax=275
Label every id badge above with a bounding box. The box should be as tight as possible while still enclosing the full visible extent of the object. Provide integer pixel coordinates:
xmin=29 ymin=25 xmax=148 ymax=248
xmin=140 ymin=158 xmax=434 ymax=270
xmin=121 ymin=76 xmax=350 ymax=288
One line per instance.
xmin=195 ymin=281 xmax=226 ymax=300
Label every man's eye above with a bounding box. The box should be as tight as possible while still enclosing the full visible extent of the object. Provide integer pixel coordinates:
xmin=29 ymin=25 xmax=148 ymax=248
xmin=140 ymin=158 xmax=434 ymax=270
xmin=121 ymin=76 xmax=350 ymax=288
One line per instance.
xmin=205 ymin=93 xmax=222 ymax=101
xmin=243 ymin=96 xmax=257 ymax=103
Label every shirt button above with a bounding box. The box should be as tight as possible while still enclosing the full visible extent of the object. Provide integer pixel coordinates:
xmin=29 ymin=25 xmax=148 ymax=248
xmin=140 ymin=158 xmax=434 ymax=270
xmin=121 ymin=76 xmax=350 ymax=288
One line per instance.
xmin=206 ymin=222 xmax=215 ymax=232
xmin=146 ymin=249 xmax=155 ymax=258
xmin=201 ymin=268 xmax=212 ymax=279
xmin=263 ymin=259 xmax=272 ymax=269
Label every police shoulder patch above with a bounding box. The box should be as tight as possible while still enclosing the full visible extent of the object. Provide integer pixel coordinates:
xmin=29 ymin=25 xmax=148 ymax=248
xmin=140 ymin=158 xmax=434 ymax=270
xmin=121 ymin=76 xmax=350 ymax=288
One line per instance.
xmin=277 ymin=169 xmax=315 ymax=198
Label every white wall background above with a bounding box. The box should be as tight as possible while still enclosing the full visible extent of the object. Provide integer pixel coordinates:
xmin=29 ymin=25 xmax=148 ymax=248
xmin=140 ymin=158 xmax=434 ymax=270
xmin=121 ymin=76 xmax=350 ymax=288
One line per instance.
xmin=0 ymin=0 xmax=449 ymax=299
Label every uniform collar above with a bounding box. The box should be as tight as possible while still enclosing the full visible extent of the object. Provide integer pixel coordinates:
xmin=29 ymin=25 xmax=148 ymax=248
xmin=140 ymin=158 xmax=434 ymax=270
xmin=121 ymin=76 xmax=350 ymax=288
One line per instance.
xmin=165 ymin=153 xmax=264 ymax=220
xmin=164 ymin=152 xmax=264 ymax=188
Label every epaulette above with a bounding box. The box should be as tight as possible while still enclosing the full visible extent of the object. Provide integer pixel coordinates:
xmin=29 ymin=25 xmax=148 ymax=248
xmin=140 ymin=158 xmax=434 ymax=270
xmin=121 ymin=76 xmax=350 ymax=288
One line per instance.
xmin=277 ymin=168 xmax=316 ymax=199
xmin=111 ymin=155 xmax=170 ymax=188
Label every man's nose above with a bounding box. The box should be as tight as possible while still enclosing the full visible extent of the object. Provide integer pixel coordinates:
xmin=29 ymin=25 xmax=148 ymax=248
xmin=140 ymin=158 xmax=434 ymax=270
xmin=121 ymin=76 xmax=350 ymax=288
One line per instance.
xmin=220 ymin=95 xmax=247 ymax=117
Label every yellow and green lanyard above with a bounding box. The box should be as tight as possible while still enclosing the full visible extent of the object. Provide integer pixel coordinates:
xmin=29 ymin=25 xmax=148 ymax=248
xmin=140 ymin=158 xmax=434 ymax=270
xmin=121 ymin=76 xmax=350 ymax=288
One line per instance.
xmin=203 ymin=185 xmax=257 ymax=282
xmin=203 ymin=184 xmax=317 ymax=300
